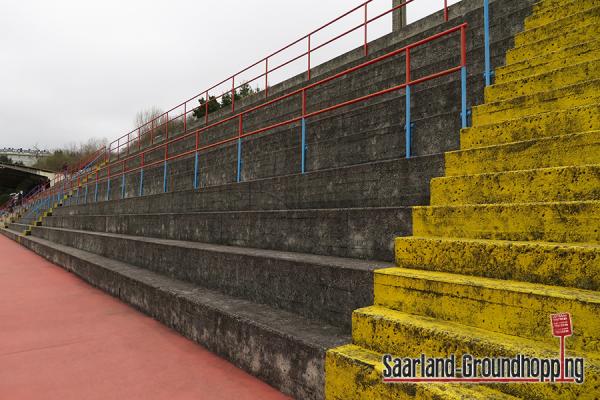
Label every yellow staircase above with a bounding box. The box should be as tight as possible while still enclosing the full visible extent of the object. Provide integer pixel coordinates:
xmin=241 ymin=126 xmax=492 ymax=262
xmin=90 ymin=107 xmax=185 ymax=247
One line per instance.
xmin=326 ymin=0 xmax=600 ymax=398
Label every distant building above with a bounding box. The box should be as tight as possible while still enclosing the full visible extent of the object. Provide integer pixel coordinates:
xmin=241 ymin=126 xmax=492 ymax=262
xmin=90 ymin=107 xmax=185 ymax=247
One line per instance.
xmin=0 ymin=148 xmax=50 ymax=167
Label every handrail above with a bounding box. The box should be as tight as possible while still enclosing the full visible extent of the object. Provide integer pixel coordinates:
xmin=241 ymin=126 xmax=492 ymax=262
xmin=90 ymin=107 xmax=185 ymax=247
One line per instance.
xmin=73 ymin=23 xmax=468 ymax=199
xmin=104 ymin=0 xmax=449 ymax=162
xmin=4 ymin=0 xmax=476 ymax=212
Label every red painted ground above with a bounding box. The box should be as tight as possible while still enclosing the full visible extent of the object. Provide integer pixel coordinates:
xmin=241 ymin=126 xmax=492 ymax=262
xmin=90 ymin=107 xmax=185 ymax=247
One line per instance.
xmin=0 ymin=235 xmax=290 ymax=400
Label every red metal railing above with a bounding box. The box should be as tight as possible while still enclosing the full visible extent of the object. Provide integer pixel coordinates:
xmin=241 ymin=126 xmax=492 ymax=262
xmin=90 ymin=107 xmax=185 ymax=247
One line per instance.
xmin=105 ymin=0 xmax=450 ymax=163
xmin=73 ymin=23 xmax=468 ymax=199
xmin=4 ymin=0 xmax=457 ymax=212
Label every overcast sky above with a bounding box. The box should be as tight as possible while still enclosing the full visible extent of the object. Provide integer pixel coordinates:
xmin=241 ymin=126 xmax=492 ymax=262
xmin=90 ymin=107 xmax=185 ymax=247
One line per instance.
xmin=0 ymin=0 xmax=460 ymax=150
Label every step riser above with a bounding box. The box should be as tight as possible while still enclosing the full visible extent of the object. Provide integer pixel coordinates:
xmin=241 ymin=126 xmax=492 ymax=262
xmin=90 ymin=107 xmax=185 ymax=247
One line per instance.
xmin=506 ymin=23 xmax=600 ymax=65
xmin=351 ymin=310 xmax=599 ymax=400
xmin=29 ymin=226 xmax=376 ymax=329
xmin=473 ymin=81 xmax=600 ymax=126
xmin=394 ymin=237 xmax=600 ymax=291
xmin=412 ymin=201 xmax=600 ymax=244
xmin=496 ymin=42 xmax=600 ymax=84
xmin=485 ymin=60 xmax=600 ymax=103
xmin=460 ymin=104 xmax=600 ymax=149
xmin=373 ymin=271 xmax=600 ymax=352
xmin=44 ymin=207 xmax=411 ymax=261
xmin=526 ymin=0 xmax=598 ymax=30
xmin=515 ymin=7 xmax=600 ymax=47
xmin=53 ymin=154 xmax=443 ymax=215
xmin=447 ymin=132 xmax=600 ymax=176
xmin=0 ymin=229 xmax=331 ymax=400
xmin=430 ymin=165 xmax=600 ymax=205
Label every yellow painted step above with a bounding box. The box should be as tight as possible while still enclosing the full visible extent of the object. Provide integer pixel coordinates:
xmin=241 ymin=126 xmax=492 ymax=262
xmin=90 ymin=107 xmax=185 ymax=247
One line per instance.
xmin=351 ymin=307 xmax=600 ymax=400
xmin=472 ymin=79 xmax=600 ymax=126
xmin=515 ymin=6 xmax=600 ymax=47
xmin=496 ymin=38 xmax=600 ymax=84
xmin=460 ymin=103 xmax=600 ymax=149
xmin=325 ymin=344 xmax=517 ymax=400
xmin=430 ymin=165 xmax=600 ymax=205
xmin=373 ymin=267 xmax=600 ymax=351
xmin=484 ymin=58 xmax=600 ymax=103
xmin=413 ymin=200 xmax=600 ymax=244
xmin=525 ymin=0 xmax=599 ymax=30
xmin=394 ymin=236 xmax=599 ymax=290
xmin=447 ymin=131 xmax=600 ymax=176
xmin=506 ymin=22 xmax=600 ymax=65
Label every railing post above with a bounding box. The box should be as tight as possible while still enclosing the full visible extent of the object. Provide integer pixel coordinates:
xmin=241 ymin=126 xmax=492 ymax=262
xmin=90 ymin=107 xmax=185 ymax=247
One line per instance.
xmin=183 ymin=103 xmax=187 ymax=133
xmin=405 ymin=47 xmax=412 ymax=159
xmin=231 ymin=76 xmax=236 ymax=112
xmin=163 ymin=146 xmax=168 ymax=193
xmin=265 ymin=58 xmax=269 ymax=99
xmin=237 ymin=115 xmax=243 ymax=183
xmin=483 ymin=0 xmax=492 ymax=86
xmin=307 ymin=35 xmax=311 ymax=80
xmin=444 ymin=0 xmax=449 ymax=21
xmin=364 ymin=3 xmax=368 ymax=56
xmin=106 ymin=166 xmax=111 ymax=201
xmin=84 ymin=185 xmax=88 ymax=204
xmin=139 ymin=153 xmax=145 ymax=197
xmin=193 ymin=131 xmax=200 ymax=189
xmin=121 ymin=162 xmax=126 ymax=199
xmin=301 ymin=90 xmax=307 ymax=174
xmin=165 ymin=112 xmax=169 ymax=139
xmin=461 ymin=25 xmax=469 ymax=128
xmin=205 ymin=91 xmax=209 ymax=125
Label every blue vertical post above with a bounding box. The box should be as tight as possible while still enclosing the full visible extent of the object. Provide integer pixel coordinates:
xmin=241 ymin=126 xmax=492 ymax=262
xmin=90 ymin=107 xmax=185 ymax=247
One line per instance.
xmin=84 ymin=185 xmax=88 ymax=204
xmin=163 ymin=161 xmax=168 ymax=193
xmin=461 ymin=66 xmax=468 ymax=128
xmin=405 ymin=85 xmax=411 ymax=159
xmin=301 ymin=118 xmax=307 ymax=174
xmin=193 ymin=152 xmax=199 ymax=189
xmin=106 ymin=180 xmax=111 ymax=201
xmin=236 ymin=138 xmax=242 ymax=183
xmin=76 ymin=188 xmax=80 ymax=205
xmin=121 ymin=174 xmax=126 ymax=199
xmin=139 ymin=169 xmax=144 ymax=196
xmin=483 ymin=0 xmax=491 ymax=86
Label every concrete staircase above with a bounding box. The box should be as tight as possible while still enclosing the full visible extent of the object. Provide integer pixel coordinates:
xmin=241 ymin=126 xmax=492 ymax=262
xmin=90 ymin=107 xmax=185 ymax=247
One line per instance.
xmin=326 ymin=0 xmax=600 ymax=399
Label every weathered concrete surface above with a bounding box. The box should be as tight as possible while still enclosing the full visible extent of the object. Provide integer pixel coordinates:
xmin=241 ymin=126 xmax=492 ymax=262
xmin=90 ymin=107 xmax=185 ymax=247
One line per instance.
xmin=29 ymin=225 xmax=388 ymax=329
xmin=1 ymin=229 xmax=348 ymax=400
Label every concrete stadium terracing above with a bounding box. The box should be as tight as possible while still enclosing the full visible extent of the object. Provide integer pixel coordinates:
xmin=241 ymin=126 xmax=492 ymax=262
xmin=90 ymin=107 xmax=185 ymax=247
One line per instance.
xmin=2 ymin=0 xmax=599 ymax=398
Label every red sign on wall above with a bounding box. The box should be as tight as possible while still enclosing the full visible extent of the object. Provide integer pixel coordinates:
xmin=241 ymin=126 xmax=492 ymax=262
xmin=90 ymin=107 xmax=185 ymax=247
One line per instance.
xmin=551 ymin=313 xmax=572 ymax=337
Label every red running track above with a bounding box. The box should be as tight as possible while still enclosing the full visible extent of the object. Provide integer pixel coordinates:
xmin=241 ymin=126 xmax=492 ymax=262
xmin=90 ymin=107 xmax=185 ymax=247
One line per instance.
xmin=0 ymin=234 xmax=289 ymax=400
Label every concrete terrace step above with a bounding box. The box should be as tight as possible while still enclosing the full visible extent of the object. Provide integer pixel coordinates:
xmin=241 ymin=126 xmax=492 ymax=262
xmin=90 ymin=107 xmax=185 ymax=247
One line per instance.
xmin=430 ymin=164 xmax=600 ymax=205
xmin=372 ymin=267 xmax=600 ymax=352
xmin=27 ymin=225 xmax=390 ymax=329
xmin=44 ymin=206 xmax=410 ymax=261
xmin=394 ymin=236 xmax=600 ymax=291
xmin=326 ymin=344 xmax=519 ymax=400
xmin=350 ymin=308 xmax=600 ymax=399
xmin=472 ymin=79 xmax=600 ymax=126
xmin=55 ymin=153 xmax=444 ymax=215
xmin=0 ymin=228 xmax=347 ymax=399
xmin=447 ymin=130 xmax=600 ymax=176
xmin=412 ymin=200 xmax=600 ymax=244
xmin=506 ymin=20 xmax=600 ymax=65
xmin=514 ymin=5 xmax=600 ymax=47
xmin=460 ymin=103 xmax=600 ymax=149
xmin=496 ymin=38 xmax=600 ymax=84
xmin=526 ymin=0 xmax=598 ymax=29
xmin=484 ymin=58 xmax=600 ymax=103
